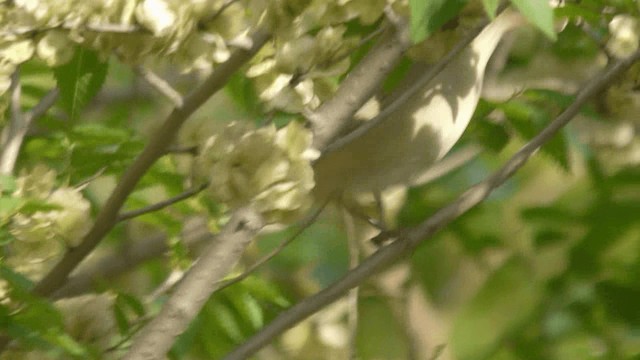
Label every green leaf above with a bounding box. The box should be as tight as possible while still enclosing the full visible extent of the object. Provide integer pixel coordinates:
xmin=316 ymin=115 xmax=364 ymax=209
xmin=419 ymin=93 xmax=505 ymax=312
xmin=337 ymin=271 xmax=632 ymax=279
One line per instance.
xmin=225 ymin=289 xmax=263 ymax=330
xmin=409 ymin=0 xmax=469 ymax=43
xmin=470 ymin=117 xmax=510 ymax=153
xmin=225 ymin=73 xmax=262 ymax=119
xmin=19 ymin=59 xmax=57 ymax=110
xmin=533 ymin=229 xmax=568 ymax=248
xmin=596 ymin=282 xmax=640 ymax=326
xmin=12 ymin=299 xmax=64 ymax=333
xmin=0 ymin=227 xmax=16 ymax=246
xmin=209 ymin=302 xmax=244 ymax=342
xmin=66 ymin=123 xmax=143 ymax=181
xmin=170 ymin=317 xmax=201 ymax=360
xmin=553 ymin=3 xmax=602 ymax=24
xmin=0 ymin=174 xmax=17 ymax=194
xmin=520 ymin=205 xmax=580 ymax=225
xmin=0 ymin=264 xmax=34 ymax=295
xmin=511 ymin=0 xmax=556 ymax=40
xmin=0 ymin=196 xmax=22 ymax=216
xmin=482 ymin=0 xmax=501 ymax=18
xmin=114 ymin=292 xmax=146 ymax=335
xmin=240 ymin=276 xmax=289 ymax=308
xmin=47 ymin=332 xmax=89 ymax=357
xmin=451 ymin=257 xmax=541 ymax=360
xmin=500 ymin=99 xmax=570 ymax=170
xmin=113 ymin=301 xmax=130 ymax=335
xmin=358 ymin=297 xmax=410 ymax=359
xmin=20 ymin=199 xmax=63 ymax=214
xmin=53 ymin=48 xmax=108 ymax=121
xmin=71 ymin=123 xmax=131 ymax=143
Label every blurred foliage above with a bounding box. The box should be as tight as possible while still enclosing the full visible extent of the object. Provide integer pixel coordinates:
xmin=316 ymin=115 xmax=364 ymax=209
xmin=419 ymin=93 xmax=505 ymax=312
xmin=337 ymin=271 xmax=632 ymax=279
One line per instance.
xmin=1 ymin=0 xmax=640 ymax=359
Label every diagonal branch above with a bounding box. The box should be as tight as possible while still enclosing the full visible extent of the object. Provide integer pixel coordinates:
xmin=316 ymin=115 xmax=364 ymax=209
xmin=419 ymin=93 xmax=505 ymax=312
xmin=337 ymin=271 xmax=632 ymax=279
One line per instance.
xmin=309 ymin=6 xmax=411 ymax=150
xmin=134 ymin=66 xmax=184 ymax=108
xmin=54 ymin=200 xmax=327 ymax=300
xmin=213 ymin=201 xmax=328 ymax=293
xmin=0 ymin=73 xmax=59 ymax=175
xmin=30 ymin=27 xmax=270 ymax=299
xmin=123 ymin=207 xmax=264 ymax=360
xmin=222 ymin=51 xmax=640 ymax=360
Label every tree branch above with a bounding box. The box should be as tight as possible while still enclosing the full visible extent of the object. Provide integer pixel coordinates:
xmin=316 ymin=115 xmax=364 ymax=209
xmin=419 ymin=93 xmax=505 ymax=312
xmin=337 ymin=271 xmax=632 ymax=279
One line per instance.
xmin=222 ymin=51 xmax=640 ymax=360
xmin=0 ymin=73 xmax=59 ymax=175
xmin=123 ymin=207 xmax=264 ymax=360
xmin=54 ymin=200 xmax=326 ymax=300
xmin=134 ymin=66 xmax=184 ymax=108
xmin=52 ymin=220 xmax=214 ymax=299
xmin=29 ymin=27 xmax=270 ymax=299
xmin=213 ymin=201 xmax=328 ymax=293
xmin=0 ymin=71 xmax=24 ymax=175
xmin=309 ymin=6 xmax=410 ymax=150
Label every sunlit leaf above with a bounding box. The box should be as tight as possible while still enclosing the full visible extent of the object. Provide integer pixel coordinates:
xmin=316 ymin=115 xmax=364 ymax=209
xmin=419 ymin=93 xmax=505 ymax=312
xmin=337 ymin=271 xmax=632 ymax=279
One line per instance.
xmin=511 ymin=0 xmax=556 ymax=40
xmin=0 ymin=174 xmax=17 ymax=194
xmin=47 ymin=333 xmax=90 ymax=357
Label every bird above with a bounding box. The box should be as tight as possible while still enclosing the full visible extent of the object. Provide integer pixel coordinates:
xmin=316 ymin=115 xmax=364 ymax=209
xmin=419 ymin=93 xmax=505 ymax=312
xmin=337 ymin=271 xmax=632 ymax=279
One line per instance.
xmin=312 ymin=9 xmax=526 ymax=202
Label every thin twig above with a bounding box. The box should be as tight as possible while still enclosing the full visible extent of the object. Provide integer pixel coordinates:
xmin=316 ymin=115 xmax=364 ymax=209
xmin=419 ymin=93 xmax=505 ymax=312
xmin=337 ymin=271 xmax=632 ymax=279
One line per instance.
xmin=0 ymin=26 xmax=270 ymax=356
xmin=0 ymin=77 xmax=59 ymax=175
xmin=213 ymin=201 xmax=329 ymax=292
xmin=73 ymin=166 xmax=107 ymax=189
xmin=27 ymin=88 xmax=60 ymax=121
xmin=146 ymin=269 xmax=186 ymax=303
xmin=86 ymin=23 xmax=142 ymax=34
xmin=165 ymin=145 xmax=199 ymax=155
xmin=134 ymin=66 xmax=184 ymax=108
xmin=9 ymin=71 xmax=23 ymax=127
xmin=222 ymin=51 xmax=640 ymax=360
xmin=200 ymin=0 xmax=241 ymax=25
xmin=53 ymin=221 xmax=214 ymax=299
xmin=117 ymin=183 xmax=208 ymax=222
xmin=55 ymin=201 xmax=327 ymax=300
xmin=0 ymin=23 xmax=144 ymax=38
xmin=0 ymin=71 xmax=24 ymax=175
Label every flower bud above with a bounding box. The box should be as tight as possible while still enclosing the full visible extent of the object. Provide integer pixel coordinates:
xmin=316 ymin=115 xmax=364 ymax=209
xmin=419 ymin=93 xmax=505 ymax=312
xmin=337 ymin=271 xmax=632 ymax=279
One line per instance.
xmin=607 ymin=15 xmax=640 ymax=59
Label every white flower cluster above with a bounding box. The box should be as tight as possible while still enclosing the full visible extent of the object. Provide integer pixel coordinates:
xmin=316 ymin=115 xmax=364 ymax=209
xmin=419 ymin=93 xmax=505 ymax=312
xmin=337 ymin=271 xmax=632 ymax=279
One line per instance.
xmin=4 ymin=166 xmax=91 ymax=282
xmin=576 ymin=62 xmax=640 ymax=172
xmin=246 ymin=0 xmax=404 ymax=112
xmin=607 ymin=14 xmax=640 ymax=59
xmin=247 ymin=25 xmax=357 ymax=112
xmin=194 ymin=121 xmax=317 ymax=224
xmin=0 ymin=0 xmax=407 ymax=113
xmin=0 ymin=0 xmax=252 ymax=95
